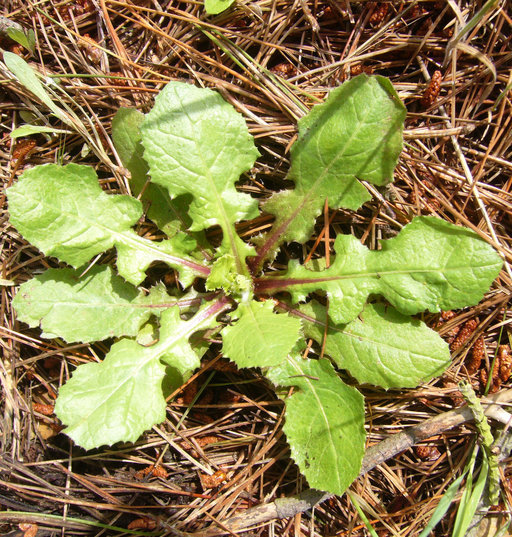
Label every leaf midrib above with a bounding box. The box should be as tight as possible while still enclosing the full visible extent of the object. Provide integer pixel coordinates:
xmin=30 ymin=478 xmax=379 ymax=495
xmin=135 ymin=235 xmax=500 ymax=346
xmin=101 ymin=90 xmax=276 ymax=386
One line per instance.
xmin=286 ymin=357 xmax=342 ymax=491
xmin=66 ymin=311 xmax=210 ymax=440
xmin=255 ymin=88 xmax=374 ymax=264
xmin=257 ymin=263 xmax=494 ymax=290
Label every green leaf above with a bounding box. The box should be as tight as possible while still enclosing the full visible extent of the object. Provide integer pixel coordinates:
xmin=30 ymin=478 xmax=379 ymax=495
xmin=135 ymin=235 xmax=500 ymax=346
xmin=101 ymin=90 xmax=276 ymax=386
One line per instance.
xmin=6 ymin=27 xmax=36 ymax=53
xmin=300 ymin=301 xmax=450 ymax=388
xmin=112 ymin=108 xmax=194 ymax=238
xmin=267 ymin=355 xmax=365 ymax=495
xmin=222 ymin=301 xmax=302 ymax=367
xmin=417 ymin=473 xmax=466 ymax=537
xmin=141 ymin=82 xmax=259 ymax=272
xmin=55 ymin=337 xmax=168 ymax=450
xmin=255 ymin=74 xmax=406 ymax=264
xmin=204 ymin=0 xmax=236 ymax=15
xmin=7 ymin=163 xmax=209 ymax=285
xmin=3 ymin=52 xmax=66 ymax=121
xmin=12 ymin=265 xmax=174 ymax=343
xmin=10 ymin=125 xmax=71 ymax=138
xmin=257 ymin=217 xmax=503 ymax=324
xmin=55 ymin=300 xmax=228 ymax=449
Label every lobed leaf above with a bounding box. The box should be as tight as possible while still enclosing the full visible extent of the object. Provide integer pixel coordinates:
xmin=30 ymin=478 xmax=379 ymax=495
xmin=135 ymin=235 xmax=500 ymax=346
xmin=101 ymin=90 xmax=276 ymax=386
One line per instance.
xmin=222 ymin=301 xmax=302 ymax=368
xmin=112 ymin=108 xmax=194 ymax=238
xmin=140 ymin=82 xmax=258 ymax=272
xmin=55 ymin=337 xmax=168 ymax=450
xmin=7 ymin=163 xmax=209 ymax=285
xmin=256 ymin=217 xmax=503 ymax=324
xmin=55 ymin=300 xmax=229 ymax=449
xmin=12 ymin=265 xmax=174 ymax=343
xmin=300 ymin=301 xmax=450 ymax=388
xmin=254 ymin=74 xmax=406 ymax=265
xmin=266 ymin=355 xmax=365 ymax=495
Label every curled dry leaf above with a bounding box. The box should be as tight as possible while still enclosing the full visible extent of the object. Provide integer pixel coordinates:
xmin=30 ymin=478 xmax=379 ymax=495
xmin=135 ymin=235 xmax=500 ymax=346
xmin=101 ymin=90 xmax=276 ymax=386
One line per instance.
xmin=43 ymin=357 xmax=60 ymax=370
xmin=421 ymin=70 xmax=443 ymax=108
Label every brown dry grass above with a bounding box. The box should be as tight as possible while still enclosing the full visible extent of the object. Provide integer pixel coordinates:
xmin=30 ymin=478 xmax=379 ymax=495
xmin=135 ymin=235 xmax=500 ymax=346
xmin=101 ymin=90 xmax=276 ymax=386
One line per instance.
xmin=1 ymin=1 xmax=512 ymax=536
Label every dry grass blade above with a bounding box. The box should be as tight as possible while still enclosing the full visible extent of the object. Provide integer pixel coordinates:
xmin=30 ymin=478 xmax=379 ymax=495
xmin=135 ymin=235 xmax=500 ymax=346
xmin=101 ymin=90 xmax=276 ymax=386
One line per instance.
xmin=1 ymin=1 xmax=511 ymax=536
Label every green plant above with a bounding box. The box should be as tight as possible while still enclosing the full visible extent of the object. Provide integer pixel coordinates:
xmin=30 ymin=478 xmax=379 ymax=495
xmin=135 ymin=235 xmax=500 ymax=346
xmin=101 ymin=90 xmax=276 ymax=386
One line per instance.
xmin=7 ymin=73 xmax=502 ymax=496
xmin=204 ymin=0 xmax=236 ymax=15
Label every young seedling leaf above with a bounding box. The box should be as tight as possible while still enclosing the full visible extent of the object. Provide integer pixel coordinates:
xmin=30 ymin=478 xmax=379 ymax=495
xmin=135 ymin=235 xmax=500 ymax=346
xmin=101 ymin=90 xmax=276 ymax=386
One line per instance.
xmin=3 ymin=52 xmax=66 ymax=121
xmin=10 ymin=125 xmax=72 ymax=138
xmin=222 ymin=301 xmax=302 ymax=367
xmin=112 ymin=108 xmax=194 ymax=238
xmin=12 ymin=265 xmax=174 ymax=343
xmin=55 ymin=300 xmax=229 ymax=449
xmin=300 ymin=301 xmax=450 ymax=388
xmin=6 ymin=163 xmax=209 ymax=285
xmin=140 ymin=81 xmax=259 ymax=272
xmin=256 ymin=217 xmax=503 ymax=324
xmin=267 ymin=355 xmax=365 ymax=495
xmin=6 ymin=27 xmax=36 ymax=54
xmin=254 ymin=74 xmax=406 ymax=265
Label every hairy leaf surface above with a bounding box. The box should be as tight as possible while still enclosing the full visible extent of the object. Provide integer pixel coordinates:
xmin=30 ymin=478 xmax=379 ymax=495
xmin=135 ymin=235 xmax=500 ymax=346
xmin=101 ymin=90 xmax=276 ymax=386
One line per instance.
xmin=7 ymin=163 xmax=209 ymax=285
xmin=141 ymin=82 xmax=258 ymax=272
xmin=256 ymin=217 xmax=503 ymax=324
xmin=222 ymin=301 xmax=302 ymax=367
xmin=12 ymin=265 xmax=174 ymax=343
xmin=55 ymin=300 xmax=228 ymax=449
xmin=267 ymin=355 xmax=365 ymax=495
xmin=300 ymin=301 xmax=450 ymax=388
xmin=255 ymin=75 xmax=406 ymax=264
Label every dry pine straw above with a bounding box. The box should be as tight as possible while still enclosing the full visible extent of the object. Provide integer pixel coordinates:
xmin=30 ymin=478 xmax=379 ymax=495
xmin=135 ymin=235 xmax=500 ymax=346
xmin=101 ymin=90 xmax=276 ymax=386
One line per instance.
xmin=1 ymin=1 xmax=512 ymax=536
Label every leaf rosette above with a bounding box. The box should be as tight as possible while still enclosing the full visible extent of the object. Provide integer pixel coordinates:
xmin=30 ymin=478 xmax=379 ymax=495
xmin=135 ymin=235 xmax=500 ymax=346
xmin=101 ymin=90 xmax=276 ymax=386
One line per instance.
xmin=5 ymin=60 xmax=502 ymax=497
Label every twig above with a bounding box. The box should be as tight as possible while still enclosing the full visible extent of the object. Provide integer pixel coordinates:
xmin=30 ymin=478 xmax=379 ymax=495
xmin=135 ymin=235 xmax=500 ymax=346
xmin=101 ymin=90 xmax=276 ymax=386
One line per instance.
xmin=196 ymin=389 xmax=512 ymax=535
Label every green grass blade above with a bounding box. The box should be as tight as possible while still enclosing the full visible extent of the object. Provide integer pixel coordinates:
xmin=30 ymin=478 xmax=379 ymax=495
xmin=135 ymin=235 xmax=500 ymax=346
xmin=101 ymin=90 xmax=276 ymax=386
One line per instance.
xmin=418 ymin=474 xmax=466 ymax=537
xmin=452 ymin=452 xmax=489 ymax=537
xmin=347 ymin=490 xmax=379 ymax=537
